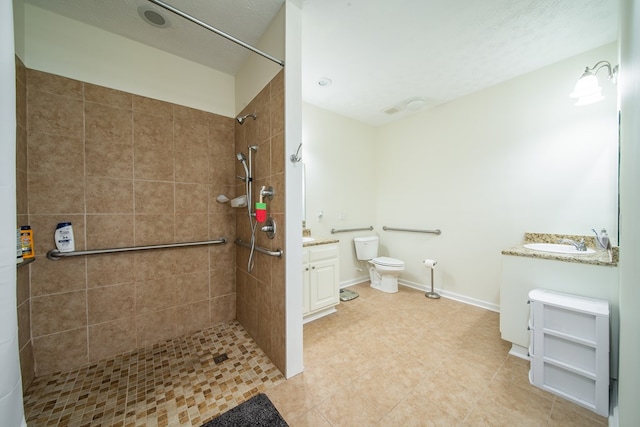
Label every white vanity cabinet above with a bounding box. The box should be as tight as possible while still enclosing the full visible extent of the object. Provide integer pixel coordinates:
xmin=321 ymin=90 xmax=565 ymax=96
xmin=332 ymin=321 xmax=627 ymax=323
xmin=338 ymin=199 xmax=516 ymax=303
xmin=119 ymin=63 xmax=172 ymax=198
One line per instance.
xmin=303 ymin=243 xmax=339 ymax=323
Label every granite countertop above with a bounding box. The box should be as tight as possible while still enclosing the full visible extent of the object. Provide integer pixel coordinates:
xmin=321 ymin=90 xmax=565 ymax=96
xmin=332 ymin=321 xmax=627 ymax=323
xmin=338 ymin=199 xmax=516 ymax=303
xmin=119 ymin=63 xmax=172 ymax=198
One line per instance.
xmin=501 ymin=232 xmax=618 ymax=267
xmin=303 ymin=237 xmax=339 ymax=247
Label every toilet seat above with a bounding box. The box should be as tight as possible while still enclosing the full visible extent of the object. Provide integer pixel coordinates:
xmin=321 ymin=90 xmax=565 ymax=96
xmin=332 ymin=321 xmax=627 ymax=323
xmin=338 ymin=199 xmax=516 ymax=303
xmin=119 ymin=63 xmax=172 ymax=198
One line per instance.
xmin=372 ymin=256 xmax=404 ymax=267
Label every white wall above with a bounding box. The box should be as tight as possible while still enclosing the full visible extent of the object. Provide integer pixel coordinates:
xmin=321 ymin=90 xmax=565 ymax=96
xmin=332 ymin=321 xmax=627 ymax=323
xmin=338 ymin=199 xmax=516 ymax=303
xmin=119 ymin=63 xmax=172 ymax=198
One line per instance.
xmin=302 ymin=103 xmax=378 ymax=285
xmin=0 ymin=1 xmax=26 ymax=425
xmin=616 ymin=0 xmax=640 ymax=423
xmin=235 ymin=5 xmax=286 ymax=114
xmin=22 ymin=3 xmax=235 ymax=117
xmin=376 ymin=43 xmax=618 ymax=307
xmin=303 ymin=43 xmax=619 ymax=308
xmin=283 ymin=0 xmax=304 ymax=379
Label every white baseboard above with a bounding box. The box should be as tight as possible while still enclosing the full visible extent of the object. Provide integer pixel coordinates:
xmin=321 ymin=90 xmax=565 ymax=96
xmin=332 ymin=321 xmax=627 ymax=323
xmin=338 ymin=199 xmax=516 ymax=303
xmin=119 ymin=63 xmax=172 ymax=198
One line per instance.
xmin=340 ymin=276 xmax=369 ymax=289
xmin=399 ymin=279 xmax=500 ymax=313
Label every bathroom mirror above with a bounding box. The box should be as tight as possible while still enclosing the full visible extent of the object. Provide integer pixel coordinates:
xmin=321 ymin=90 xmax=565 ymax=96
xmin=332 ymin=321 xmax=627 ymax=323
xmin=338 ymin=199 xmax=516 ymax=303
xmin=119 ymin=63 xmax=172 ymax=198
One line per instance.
xmin=301 ymin=163 xmax=306 ymax=228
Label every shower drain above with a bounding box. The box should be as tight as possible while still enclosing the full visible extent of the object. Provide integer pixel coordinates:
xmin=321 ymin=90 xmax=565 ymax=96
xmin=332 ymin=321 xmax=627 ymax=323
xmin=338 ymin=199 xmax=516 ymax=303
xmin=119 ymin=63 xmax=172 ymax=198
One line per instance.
xmin=213 ymin=353 xmax=229 ymax=364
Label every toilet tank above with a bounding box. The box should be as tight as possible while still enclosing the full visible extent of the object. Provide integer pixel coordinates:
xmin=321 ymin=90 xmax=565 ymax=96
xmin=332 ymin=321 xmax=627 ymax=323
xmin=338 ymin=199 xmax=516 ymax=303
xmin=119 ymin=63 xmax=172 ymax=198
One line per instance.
xmin=354 ymin=236 xmax=379 ymax=260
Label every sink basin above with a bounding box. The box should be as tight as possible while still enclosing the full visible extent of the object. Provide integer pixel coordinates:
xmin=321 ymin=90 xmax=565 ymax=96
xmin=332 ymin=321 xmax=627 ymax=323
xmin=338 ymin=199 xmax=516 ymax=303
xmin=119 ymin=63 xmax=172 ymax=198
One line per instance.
xmin=523 ymin=243 xmax=595 ymax=255
xmin=302 ymin=237 xmax=315 ymax=243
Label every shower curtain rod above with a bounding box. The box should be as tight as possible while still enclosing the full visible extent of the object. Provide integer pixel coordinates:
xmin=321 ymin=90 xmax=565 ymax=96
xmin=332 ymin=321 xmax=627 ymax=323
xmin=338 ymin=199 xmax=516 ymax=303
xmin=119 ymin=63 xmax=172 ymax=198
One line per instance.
xmin=147 ymin=0 xmax=285 ymax=67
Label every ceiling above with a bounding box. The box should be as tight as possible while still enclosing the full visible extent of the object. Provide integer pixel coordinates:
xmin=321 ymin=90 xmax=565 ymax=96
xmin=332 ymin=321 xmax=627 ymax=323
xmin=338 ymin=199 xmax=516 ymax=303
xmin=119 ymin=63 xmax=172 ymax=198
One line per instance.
xmin=24 ymin=0 xmax=618 ymax=126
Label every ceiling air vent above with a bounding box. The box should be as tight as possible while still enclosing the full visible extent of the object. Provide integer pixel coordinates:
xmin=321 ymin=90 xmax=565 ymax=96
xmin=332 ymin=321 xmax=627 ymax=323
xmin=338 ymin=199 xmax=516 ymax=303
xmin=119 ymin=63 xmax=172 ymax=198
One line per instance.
xmin=383 ymin=106 xmax=401 ymax=115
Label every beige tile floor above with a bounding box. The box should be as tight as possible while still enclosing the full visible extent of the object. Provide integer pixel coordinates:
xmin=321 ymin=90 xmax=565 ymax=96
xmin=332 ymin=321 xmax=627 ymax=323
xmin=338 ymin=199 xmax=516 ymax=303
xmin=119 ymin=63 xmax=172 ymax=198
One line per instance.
xmin=267 ymin=282 xmax=609 ymax=426
xmin=23 ymin=321 xmax=284 ymax=426
xmin=23 ymin=282 xmax=609 ymax=426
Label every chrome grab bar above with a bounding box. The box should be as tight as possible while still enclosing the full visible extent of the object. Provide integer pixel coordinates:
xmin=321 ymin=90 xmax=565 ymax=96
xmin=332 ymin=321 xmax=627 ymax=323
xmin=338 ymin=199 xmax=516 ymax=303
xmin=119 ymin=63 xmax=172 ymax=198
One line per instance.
xmin=47 ymin=238 xmax=227 ymax=260
xmin=330 ymin=226 xmax=374 ymax=234
xmin=383 ymin=226 xmax=441 ymax=235
xmin=235 ymin=238 xmax=283 ymax=258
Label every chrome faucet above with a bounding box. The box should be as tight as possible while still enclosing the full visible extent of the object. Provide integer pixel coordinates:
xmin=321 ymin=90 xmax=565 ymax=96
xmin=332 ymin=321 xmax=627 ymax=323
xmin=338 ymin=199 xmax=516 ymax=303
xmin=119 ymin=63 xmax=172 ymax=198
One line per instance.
xmin=559 ymin=238 xmax=587 ymax=251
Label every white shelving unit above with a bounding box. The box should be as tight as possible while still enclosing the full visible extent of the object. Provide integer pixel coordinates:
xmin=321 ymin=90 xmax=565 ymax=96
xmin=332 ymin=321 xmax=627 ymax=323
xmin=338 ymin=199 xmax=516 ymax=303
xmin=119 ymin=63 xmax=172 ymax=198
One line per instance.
xmin=528 ymin=289 xmax=610 ymax=417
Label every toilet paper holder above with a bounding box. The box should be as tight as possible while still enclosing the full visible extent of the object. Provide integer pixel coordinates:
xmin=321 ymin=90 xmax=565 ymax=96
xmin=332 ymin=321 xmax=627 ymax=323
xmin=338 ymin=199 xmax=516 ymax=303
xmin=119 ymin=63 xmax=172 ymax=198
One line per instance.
xmin=423 ymin=259 xmax=440 ymax=299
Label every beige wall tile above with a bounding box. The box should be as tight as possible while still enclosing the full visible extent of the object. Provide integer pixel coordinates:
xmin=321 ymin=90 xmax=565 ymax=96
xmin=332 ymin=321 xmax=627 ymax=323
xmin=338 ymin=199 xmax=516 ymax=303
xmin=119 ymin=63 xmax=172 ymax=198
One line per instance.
xmin=175 ymin=214 xmax=209 ymax=242
xmin=28 ymin=133 xmax=84 ymax=176
xmin=176 ymin=300 xmax=210 ymax=336
xmin=133 ymin=95 xmax=173 ymax=118
xmin=211 ymin=294 xmax=236 ymax=325
xmin=28 ymin=173 xmax=85 ymax=215
xmin=85 ymin=138 xmax=133 ymax=179
xmin=27 ymin=90 xmax=83 ymax=138
xmin=19 ymin=342 xmax=35 ymax=391
xmin=86 ymin=177 xmax=133 ymax=213
xmin=175 ymin=183 xmax=208 ymax=214
xmin=86 ymin=214 xmax=134 ymax=250
xmin=134 ymin=214 xmax=175 ymax=245
xmin=23 ymin=69 xmax=242 ymax=375
xmin=88 ymin=317 xmax=137 ymax=363
xmin=174 ymin=246 xmax=209 ymax=275
xmin=85 ymin=84 xmax=132 ymax=109
xmin=31 ymin=291 xmax=87 ymax=337
xmin=136 ymin=308 xmax=177 ymax=347
xmin=16 ymin=80 xmax=26 ymax=129
xmin=16 ymin=265 xmax=29 ymax=305
xmin=27 ymin=69 xmax=83 ymax=98
xmin=134 ymin=146 xmax=175 ymax=181
xmin=255 ymin=139 xmax=271 ymax=181
xmin=32 ymin=328 xmax=88 ymax=375
xmin=271 ymin=88 xmax=285 ymax=137
xmin=16 ymin=126 xmax=27 ymax=172
xmin=17 ymin=300 xmax=31 ymax=350
xmin=16 ymin=169 xmax=28 ymax=215
xmin=134 ymin=181 xmax=174 ymax=214
xmin=87 ymin=253 xmax=135 ymax=288
xmin=88 ymin=283 xmax=135 ymax=324
xmin=134 ymin=112 xmax=173 ymax=149
xmin=85 ymin=102 xmax=133 ymax=142
xmin=135 ymin=276 xmax=176 ymax=314
xmin=30 ymin=257 xmax=86 ymax=296
xmin=271 ymin=134 xmax=285 ymax=175
xmin=15 ymin=56 xmax=26 ymax=85
xmin=175 ymin=150 xmax=208 ymax=184
xmin=176 ymin=271 xmax=209 ymax=304
xmin=133 ymin=249 xmax=176 ymax=281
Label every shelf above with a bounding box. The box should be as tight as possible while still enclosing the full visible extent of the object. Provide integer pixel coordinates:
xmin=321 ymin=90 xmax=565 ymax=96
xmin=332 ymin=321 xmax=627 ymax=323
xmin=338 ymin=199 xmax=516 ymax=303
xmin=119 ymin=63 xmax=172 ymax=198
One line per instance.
xmin=541 ymin=328 xmax=597 ymax=348
xmin=17 ymin=257 xmax=35 ymax=268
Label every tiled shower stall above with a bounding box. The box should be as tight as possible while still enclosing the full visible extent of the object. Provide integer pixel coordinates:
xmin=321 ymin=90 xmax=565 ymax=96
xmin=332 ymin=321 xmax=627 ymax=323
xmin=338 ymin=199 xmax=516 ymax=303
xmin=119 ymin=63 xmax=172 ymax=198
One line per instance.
xmin=15 ymin=56 xmax=287 ymax=392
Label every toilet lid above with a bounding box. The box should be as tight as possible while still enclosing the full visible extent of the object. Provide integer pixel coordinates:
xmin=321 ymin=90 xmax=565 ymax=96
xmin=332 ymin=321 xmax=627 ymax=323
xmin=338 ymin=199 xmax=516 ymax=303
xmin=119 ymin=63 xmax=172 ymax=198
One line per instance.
xmin=372 ymin=256 xmax=404 ymax=267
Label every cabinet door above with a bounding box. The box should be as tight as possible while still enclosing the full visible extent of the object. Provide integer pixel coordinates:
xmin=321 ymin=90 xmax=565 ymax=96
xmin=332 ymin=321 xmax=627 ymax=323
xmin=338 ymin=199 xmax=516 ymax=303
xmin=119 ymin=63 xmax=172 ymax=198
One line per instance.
xmin=302 ymin=263 xmax=310 ymax=315
xmin=310 ymin=258 xmax=339 ymax=312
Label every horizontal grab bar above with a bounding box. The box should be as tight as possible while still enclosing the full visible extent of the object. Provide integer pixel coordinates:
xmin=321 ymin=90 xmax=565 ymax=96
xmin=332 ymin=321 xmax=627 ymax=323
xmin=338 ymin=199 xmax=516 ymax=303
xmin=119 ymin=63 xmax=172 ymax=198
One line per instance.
xmin=382 ymin=226 xmax=441 ymax=235
xmin=47 ymin=238 xmax=227 ymax=260
xmin=235 ymin=238 xmax=283 ymax=257
xmin=330 ymin=226 xmax=374 ymax=234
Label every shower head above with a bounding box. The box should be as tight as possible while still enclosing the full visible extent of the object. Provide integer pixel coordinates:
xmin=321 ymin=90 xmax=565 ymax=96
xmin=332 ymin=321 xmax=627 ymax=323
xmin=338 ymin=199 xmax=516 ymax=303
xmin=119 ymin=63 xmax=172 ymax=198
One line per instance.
xmin=236 ymin=113 xmax=257 ymax=124
xmin=236 ymin=152 xmax=249 ymax=178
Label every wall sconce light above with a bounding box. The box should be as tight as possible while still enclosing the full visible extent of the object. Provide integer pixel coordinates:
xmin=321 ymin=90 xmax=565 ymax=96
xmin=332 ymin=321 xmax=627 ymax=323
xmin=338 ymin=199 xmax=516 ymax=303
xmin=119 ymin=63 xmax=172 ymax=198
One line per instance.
xmin=569 ymin=60 xmax=619 ymax=106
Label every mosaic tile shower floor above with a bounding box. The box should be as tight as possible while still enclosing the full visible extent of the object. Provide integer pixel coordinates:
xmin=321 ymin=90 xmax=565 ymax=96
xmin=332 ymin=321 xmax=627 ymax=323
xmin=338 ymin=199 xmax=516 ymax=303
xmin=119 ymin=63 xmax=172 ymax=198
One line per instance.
xmin=23 ymin=321 xmax=284 ymax=427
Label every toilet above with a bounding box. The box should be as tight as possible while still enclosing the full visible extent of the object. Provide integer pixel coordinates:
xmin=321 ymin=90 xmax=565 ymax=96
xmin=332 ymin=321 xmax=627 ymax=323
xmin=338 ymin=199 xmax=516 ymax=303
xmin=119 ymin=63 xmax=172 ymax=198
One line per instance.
xmin=354 ymin=236 xmax=405 ymax=293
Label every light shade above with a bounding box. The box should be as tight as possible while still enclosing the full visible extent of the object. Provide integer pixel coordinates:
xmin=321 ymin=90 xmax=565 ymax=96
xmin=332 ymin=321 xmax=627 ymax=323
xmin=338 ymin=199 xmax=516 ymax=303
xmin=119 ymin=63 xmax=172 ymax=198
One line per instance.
xmin=569 ymin=61 xmax=618 ymax=106
xmin=570 ymin=72 xmax=602 ymax=99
